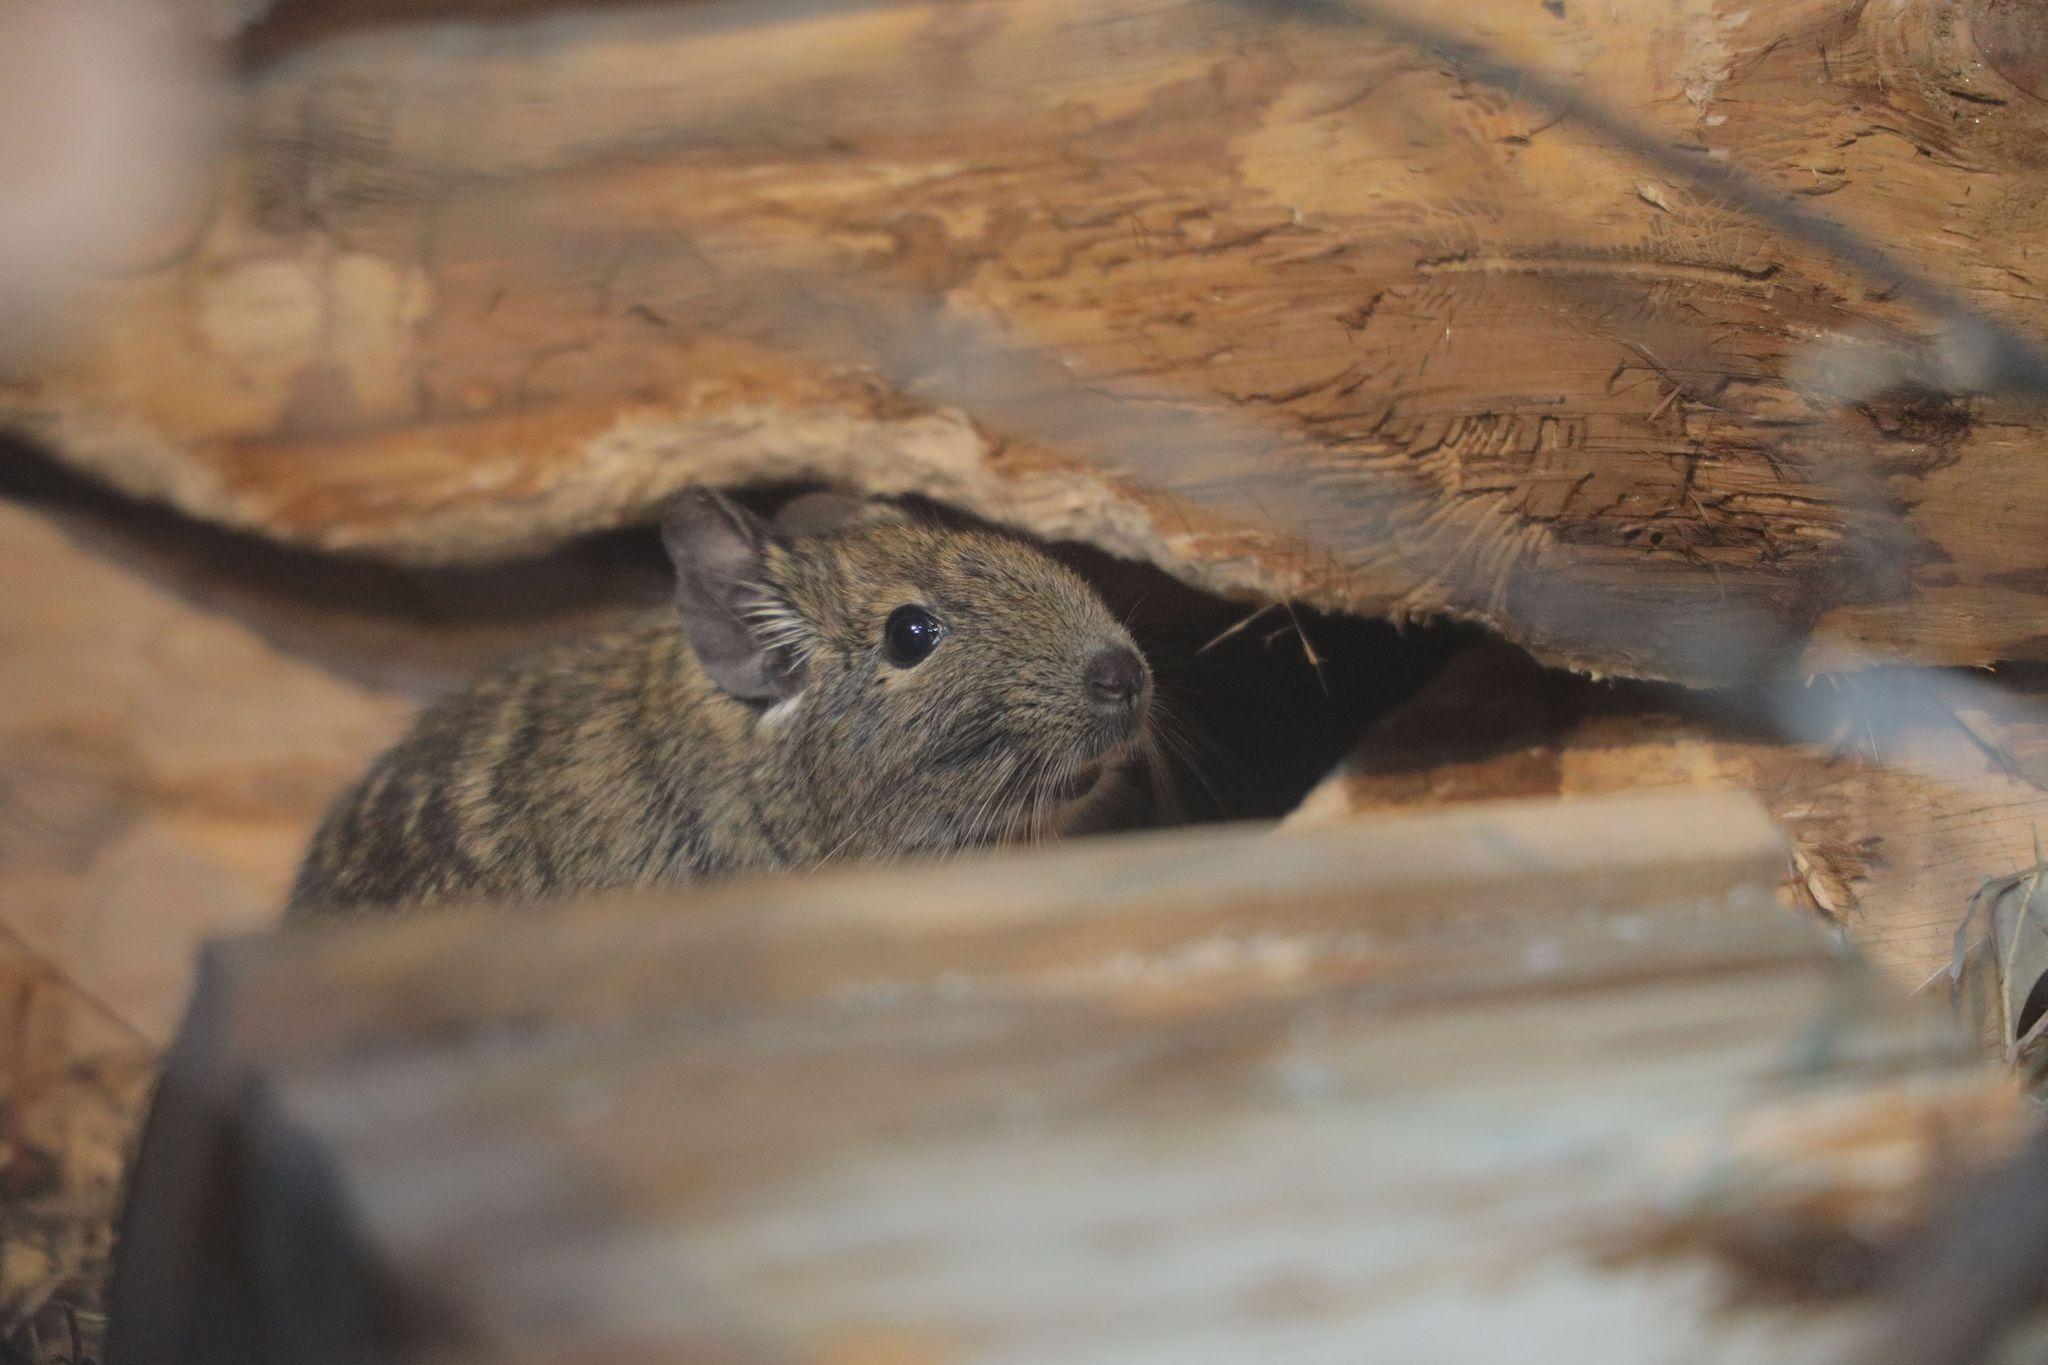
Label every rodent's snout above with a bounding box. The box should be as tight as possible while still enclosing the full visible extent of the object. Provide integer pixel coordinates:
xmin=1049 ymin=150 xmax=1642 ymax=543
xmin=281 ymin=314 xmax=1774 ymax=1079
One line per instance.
xmin=1083 ymin=645 xmax=1150 ymax=725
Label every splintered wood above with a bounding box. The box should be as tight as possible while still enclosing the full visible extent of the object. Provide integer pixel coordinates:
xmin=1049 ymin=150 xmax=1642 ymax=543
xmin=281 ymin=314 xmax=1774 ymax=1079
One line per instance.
xmin=111 ymin=792 xmax=2030 ymax=1365
xmin=7 ymin=0 xmax=2048 ymax=682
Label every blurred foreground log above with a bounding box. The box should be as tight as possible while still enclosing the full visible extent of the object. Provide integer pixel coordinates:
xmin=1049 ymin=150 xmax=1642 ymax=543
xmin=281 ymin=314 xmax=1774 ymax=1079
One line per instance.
xmin=9 ymin=0 xmax=2048 ymax=681
xmin=110 ymin=791 xmax=2034 ymax=1364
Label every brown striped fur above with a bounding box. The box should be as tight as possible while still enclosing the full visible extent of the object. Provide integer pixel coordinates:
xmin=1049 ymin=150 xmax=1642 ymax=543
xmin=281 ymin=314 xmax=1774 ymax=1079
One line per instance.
xmin=286 ymin=490 xmax=1152 ymax=918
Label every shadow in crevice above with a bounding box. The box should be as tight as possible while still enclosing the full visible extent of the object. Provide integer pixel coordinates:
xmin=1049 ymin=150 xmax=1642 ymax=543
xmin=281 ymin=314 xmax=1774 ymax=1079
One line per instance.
xmin=1060 ymin=538 xmax=1478 ymax=823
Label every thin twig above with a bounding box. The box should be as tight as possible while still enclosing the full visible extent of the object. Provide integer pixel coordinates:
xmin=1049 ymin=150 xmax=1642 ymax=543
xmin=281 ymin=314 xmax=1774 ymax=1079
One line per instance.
xmin=1197 ymin=601 xmax=1283 ymax=655
xmin=1281 ymin=600 xmax=1332 ymax=696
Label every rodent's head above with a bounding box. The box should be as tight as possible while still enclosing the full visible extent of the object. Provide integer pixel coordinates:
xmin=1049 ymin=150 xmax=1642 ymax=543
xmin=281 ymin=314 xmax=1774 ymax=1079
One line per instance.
xmin=661 ymin=488 xmax=1153 ymax=859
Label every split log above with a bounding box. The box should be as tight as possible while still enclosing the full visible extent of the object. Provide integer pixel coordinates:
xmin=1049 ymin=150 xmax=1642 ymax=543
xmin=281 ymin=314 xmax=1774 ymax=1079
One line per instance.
xmin=110 ymin=791 xmax=2036 ymax=1364
xmin=8 ymin=0 xmax=2048 ymax=683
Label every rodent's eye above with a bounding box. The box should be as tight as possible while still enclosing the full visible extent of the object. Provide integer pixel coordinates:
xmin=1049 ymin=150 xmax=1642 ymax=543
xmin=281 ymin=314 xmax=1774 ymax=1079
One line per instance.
xmin=882 ymin=605 xmax=945 ymax=667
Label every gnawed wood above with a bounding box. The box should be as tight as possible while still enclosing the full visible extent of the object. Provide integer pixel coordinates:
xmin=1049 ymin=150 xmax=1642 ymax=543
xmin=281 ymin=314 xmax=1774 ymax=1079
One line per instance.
xmin=110 ymin=791 xmax=2038 ymax=1363
xmin=8 ymin=0 xmax=2048 ymax=681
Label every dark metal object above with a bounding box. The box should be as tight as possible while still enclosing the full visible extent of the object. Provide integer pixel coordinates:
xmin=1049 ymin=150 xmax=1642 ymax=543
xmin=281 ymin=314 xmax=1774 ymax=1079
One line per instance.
xmin=1848 ymin=1115 xmax=2048 ymax=1365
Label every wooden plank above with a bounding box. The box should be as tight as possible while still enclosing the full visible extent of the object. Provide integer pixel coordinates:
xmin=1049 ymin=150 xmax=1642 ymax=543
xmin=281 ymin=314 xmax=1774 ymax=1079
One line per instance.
xmin=109 ymin=791 xmax=2033 ymax=1363
xmin=193 ymin=789 xmax=1795 ymax=1062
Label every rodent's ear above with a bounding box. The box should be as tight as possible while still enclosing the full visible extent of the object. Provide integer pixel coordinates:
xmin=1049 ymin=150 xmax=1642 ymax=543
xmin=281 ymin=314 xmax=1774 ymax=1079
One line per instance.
xmin=772 ymin=490 xmax=909 ymax=538
xmin=661 ymin=489 xmax=808 ymax=703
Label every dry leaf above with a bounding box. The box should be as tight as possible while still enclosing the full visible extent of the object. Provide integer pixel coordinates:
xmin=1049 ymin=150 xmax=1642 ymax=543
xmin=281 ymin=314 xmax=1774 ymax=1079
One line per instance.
xmin=1949 ymin=830 xmax=2048 ymax=1066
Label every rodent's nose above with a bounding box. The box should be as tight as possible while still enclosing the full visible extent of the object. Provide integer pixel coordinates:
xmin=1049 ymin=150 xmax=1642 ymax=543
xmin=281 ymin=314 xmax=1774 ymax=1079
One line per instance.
xmin=1084 ymin=646 xmax=1146 ymax=709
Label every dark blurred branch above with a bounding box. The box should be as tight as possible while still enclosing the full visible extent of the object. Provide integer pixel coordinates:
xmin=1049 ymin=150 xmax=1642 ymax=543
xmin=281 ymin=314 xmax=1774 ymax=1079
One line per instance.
xmin=1845 ymin=1114 xmax=2048 ymax=1365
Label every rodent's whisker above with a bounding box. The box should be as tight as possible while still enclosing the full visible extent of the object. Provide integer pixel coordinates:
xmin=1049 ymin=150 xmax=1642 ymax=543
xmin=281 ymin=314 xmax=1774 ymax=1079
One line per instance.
xmin=1116 ymin=582 xmax=1166 ymax=633
xmin=1144 ymin=694 xmax=1232 ymax=816
xmin=1137 ymin=731 xmax=1187 ymax=827
xmin=937 ymin=744 xmax=1017 ymax=856
xmin=957 ymin=756 xmax=1015 ymax=853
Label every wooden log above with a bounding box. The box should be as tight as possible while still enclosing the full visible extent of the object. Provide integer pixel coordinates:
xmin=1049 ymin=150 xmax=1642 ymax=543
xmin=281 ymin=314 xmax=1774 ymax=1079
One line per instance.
xmin=9 ymin=0 xmax=2048 ymax=683
xmin=109 ymin=791 xmax=2035 ymax=1364
xmin=1288 ymin=638 xmax=2048 ymax=986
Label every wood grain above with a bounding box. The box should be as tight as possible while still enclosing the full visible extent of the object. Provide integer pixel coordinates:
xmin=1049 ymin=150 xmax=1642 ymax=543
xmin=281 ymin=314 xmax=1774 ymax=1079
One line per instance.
xmin=7 ymin=0 xmax=2048 ymax=681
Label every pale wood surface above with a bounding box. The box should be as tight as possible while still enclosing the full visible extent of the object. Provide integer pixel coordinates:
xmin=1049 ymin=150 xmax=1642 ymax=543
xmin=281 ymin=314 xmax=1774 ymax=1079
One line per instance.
xmin=110 ymin=791 xmax=2033 ymax=1364
xmin=8 ymin=0 xmax=2048 ymax=681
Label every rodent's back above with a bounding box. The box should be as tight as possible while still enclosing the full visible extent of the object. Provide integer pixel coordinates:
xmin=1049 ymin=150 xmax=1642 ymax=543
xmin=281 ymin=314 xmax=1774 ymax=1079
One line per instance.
xmin=285 ymin=618 xmax=749 ymax=918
